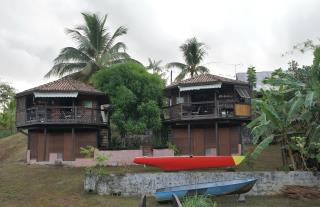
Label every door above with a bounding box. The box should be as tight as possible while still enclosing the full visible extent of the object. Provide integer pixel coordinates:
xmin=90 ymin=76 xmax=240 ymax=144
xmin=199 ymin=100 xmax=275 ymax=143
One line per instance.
xmin=218 ymin=126 xmax=240 ymax=155
xmin=173 ymin=128 xmax=189 ymax=155
xmin=219 ymin=127 xmax=231 ymax=155
xmin=192 ymin=128 xmax=205 ymax=155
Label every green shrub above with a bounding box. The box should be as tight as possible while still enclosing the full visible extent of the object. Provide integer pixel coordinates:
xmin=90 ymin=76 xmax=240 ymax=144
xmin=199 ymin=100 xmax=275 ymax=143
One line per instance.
xmin=182 ymin=195 xmax=217 ymax=207
xmin=80 ymin=146 xmax=95 ymax=158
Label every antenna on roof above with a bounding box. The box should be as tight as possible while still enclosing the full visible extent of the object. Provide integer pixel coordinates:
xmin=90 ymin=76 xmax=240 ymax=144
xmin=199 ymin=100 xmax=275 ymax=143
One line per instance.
xmin=230 ymin=63 xmax=243 ymax=78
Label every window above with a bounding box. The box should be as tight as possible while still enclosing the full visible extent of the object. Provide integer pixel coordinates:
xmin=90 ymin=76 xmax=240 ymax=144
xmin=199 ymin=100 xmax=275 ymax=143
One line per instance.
xmin=176 ymin=97 xmax=184 ymax=104
xmin=83 ymin=100 xmax=93 ymax=108
xmin=235 ymin=87 xmax=251 ymax=99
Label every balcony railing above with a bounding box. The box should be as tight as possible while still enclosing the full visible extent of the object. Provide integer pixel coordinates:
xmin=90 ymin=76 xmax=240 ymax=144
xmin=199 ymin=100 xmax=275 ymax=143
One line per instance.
xmin=16 ymin=106 xmax=107 ymax=127
xmin=163 ymin=101 xmax=251 ymax=121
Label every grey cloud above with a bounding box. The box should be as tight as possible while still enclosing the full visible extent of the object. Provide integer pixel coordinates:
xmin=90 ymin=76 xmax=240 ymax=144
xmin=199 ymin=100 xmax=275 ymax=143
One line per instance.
xmin=1 ymin=0 xmax=320 ymax=91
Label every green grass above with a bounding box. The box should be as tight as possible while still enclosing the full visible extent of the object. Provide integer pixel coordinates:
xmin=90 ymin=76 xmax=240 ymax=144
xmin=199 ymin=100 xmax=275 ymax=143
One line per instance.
xmin=1 ymin=133 xmax=319 ymax=207
xmin=0 ymin=129 xmax=15 ymax=138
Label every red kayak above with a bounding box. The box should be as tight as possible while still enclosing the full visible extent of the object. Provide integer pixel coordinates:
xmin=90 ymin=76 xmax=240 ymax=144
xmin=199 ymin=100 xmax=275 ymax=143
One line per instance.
xmin=133 ymin=156 xmax=245 ymax=171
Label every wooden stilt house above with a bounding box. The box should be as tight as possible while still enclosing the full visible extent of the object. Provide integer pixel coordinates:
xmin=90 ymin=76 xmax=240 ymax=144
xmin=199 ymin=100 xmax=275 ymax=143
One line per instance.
xmin=16 ymin=76 xmax=110 ymax=162
xmin=163 ymin=74 xmax=251 ymax=156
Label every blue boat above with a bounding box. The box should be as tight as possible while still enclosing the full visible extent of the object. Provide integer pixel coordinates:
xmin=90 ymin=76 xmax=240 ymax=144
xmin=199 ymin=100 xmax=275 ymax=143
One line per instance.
xmin=154 ymin=178 xmax=257 ymax=202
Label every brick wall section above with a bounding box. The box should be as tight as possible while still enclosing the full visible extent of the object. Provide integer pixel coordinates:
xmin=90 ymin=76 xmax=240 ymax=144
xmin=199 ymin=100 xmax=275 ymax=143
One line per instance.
xmin=84 ymin=171 xmax=320 ymax=196
xmin=98 ymin=150 xmax=142 ymax=166
xmin=26 ymin=149 xmax=174 ymax=167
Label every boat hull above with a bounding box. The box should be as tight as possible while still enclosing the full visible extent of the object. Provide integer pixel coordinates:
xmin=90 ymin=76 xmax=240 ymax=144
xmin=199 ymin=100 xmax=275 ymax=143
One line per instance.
xmin=154 ymin=178 xmax=257 ymax=202
xmin=134 ymin=156 xmax=244 ymax=171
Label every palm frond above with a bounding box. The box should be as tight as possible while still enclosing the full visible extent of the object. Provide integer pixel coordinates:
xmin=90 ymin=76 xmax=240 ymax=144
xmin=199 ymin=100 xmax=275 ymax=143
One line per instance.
xmin=196 ymin=65 xmax=209 ymax=74
xmin=101 ymin=52 xmax=130 ymax=66
xmin=175 ymin=69 xmax=188 ymax=81
xmin=53 ymin=47 xmax=91 ymax=64
xmin=108 ymin=42 xmax=127 ymax=53
xmin=65 ymin=28 xmax=96 ymax=56
xmin=45 ymin=62 xmax=87 ymax=78
xmin=166 ymin=62 xmax=187 ymax=70
xmin=81 ymin=13 xmax=108 ymax=52
xmin=104 ymin=26 xmax=128 ymax=52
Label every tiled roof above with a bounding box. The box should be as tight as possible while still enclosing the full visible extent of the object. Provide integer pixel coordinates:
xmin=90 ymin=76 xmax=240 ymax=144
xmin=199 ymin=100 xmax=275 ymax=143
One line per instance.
xmin=167 ymin=74 xmax=248 ymax=89
xmin=17 ymin=76 xmax=105 ymax=96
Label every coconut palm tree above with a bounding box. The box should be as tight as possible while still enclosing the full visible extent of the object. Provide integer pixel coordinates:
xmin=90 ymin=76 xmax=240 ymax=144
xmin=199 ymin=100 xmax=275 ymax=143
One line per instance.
xmin=45 ymin=12 xmax=130 ymax=81
xmin=146 ymin=58 xmax=167 ymax=77
xmin=146 ymin=58 xmax=162 ymax=74
xmin=166 ymin=37 xmax=209 ymax=81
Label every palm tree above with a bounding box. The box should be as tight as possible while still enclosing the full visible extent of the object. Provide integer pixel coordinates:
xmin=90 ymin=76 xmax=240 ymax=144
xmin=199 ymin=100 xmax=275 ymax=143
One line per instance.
xmin=146 ymin=58 xmax=167 ymax=77
xmin=45 ymin=12 xmax=130 ymax=81
xmin=166 ymin=37 xmax=209 ymax=81
xmin=146 ymin=58 xmax=162 ymax=74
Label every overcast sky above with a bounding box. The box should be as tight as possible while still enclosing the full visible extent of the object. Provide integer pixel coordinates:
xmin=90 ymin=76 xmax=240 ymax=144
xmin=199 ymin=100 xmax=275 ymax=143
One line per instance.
xmin=1 ymin=0 xmax=319 ymax=92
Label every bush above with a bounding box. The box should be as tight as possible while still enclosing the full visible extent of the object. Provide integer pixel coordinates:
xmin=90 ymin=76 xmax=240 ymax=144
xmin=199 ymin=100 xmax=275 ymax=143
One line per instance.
xmin=182 ymin=195 xmax=217 ymax=207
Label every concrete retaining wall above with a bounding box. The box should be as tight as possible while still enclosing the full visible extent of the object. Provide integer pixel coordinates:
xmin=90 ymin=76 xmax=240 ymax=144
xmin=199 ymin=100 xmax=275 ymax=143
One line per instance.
xmin=84 ymin=171 xmax=320 ymax=196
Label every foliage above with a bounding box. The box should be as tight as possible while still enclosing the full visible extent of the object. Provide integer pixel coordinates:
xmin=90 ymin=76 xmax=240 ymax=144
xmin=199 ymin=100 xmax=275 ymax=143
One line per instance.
xmin=182 ymin=195 xmax=217 ymax=207
xmin=92 ymin=61 xmax=165 ymax=137
xmin=0 ymin=82 xmax=15 ymax=112
xmin=95 ymin=152 xmax=109 ymax=166
xmin=248 ymin=46 xmax=320 ymax=170
xmin=167 ymin=142 xmax=179 ymax=155
xmin=166 ymin=37 xmax=209 ymax=81
xmin=80 ymin=145 xmax=95 ymax=158
xmin=80 ymin=145 xmax=110 ymax=175
xmin=0 ymin=129 xmax=14 ymax=139
xmin=246 ymin=66 xmax=257 ymax=88
xmin=0 ymin=82 xmax=16 ymax=135
xmin=45 ymin=12 xmax=131 ymax=81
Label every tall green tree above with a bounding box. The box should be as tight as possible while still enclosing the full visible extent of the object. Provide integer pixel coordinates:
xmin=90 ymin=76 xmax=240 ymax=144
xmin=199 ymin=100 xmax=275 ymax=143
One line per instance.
xmin=0 ymin=82 xmax=15 ymax=112
xmin=166 ymin=37 xmax=209 ymax=81
xmin=246 ymin=66 xmax=257 ymax=88
xmin=91 ymin=62 xmax=165 ymax=138
xmin=45 ymin=13 xmax=130 ymax=81
xmin=0 ymin=82 xmax=16 ymax=135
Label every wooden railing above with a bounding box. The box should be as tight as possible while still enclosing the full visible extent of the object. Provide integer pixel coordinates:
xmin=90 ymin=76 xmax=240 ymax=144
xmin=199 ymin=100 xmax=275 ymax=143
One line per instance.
xmin=16 ymin=106 xmax=107 ymax=127
xmin=163 ymin=101 xmax=251 ymax=121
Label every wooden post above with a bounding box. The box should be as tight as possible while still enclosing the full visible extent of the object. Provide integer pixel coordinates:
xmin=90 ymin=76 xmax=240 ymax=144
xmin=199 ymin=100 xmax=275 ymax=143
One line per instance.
xmin=44 ymin=127 xmax=48 ymax=161
xmin=75 ymin=107 xmax=78 ymax=123
xmin=72 ymin=128 xmax=75 ymax=161
xmin=72 ymin=99 xmax=75 ymax=120
xmin=27 ymin=132 xmax=30 ymax=150
xmin=188 ymin=123 xmax=192 ymax=155
xmin=215 ymin=122 xmax=219 ymax=155
xmin=107 ymin=110 xmax=111 ymax=148
xmin=214 ymin=90 xmax=217 ymax=117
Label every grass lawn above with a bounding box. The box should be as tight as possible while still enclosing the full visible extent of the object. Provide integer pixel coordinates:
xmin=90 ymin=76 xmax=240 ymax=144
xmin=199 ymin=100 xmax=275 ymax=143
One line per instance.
xmin=0 ymin=133 xmax=319 ymax=207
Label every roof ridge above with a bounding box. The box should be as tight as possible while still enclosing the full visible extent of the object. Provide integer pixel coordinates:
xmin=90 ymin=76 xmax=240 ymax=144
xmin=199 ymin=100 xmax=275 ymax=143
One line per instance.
xmin=16 ymin=75 xmax=104 ymax=96
xmin=166 ymin=73 xmax=248 ymax=89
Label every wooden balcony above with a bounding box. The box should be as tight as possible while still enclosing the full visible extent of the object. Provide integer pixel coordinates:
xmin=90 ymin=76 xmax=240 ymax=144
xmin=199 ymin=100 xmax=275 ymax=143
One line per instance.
xmin=163 ymin=101 xmax=251 ymax=121
xmin=16 ymin=106 xmax=107 ymax=127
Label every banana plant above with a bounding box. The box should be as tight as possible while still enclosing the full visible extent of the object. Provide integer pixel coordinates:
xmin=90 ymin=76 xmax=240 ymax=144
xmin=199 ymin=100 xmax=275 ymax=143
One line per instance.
xmin=248 ymin=48 xmax=320 ymax=170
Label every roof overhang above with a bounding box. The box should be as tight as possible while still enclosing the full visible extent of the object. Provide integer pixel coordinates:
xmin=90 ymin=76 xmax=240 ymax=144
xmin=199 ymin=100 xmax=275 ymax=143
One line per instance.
xmin=178 ymin=83 xmax=222 ymax=92
xmin=33 ymin=92 xmax=79 ymax=98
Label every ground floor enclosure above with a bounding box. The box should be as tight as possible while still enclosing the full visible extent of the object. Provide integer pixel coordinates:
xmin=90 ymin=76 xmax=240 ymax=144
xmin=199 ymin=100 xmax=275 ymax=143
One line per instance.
xmin=170 ymin=122 xmax=242 ymax=156
xmin=28 ymin=128 xmax=98 ymax=162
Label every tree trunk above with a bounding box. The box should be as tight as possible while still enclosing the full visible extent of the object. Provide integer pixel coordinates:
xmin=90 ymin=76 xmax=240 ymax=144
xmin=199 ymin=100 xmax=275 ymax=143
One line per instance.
xmin=284 ymin=134 xmax=297 ymax=170
xmin=280 ymin=139 xmax=288 ymax=167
